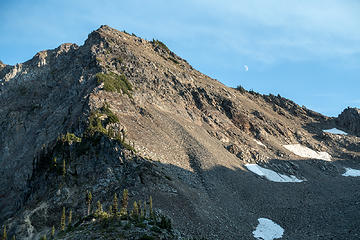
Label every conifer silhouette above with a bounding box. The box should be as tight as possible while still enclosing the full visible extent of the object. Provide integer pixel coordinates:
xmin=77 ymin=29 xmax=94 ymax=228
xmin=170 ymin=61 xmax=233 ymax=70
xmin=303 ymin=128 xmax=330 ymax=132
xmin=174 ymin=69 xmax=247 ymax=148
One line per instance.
xmin=86 ymin=191 xmax=92 ymax=215
xmin=62 ymin=160 xmax=66 ymax=176
xmin=2 ymin=226 xmax=7 ymax=240
xmin=51 ymin=225 xmax=55 ymax=238
xmin=60 ymin=207 xmax=66 ymax=231
xmin=132 ymin=201 xmax=139 ymax=220
xmin=68 ymin=210 xmax=72 ymax=226
xmin=112 ymin=193 xmax=118 ymax=216
xmin=149 ymin=196 xmax=154 ymax=219
xmin=120 ymin=189 xmax=129 ymax=217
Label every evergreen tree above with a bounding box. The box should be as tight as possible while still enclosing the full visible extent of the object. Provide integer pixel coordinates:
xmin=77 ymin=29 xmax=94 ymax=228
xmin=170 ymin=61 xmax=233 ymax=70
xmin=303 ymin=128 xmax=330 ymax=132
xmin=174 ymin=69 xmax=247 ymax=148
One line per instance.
xmin=2 ymin=226 xmax=6 ymax=240
xmin=98 ymin=201 xmax=103 ymax=212
xmin=132 ymin=201 xmax=139 ymax=220
xmin=94 ymin=200 xmax=109 ymax=219
xmin=149 ymin=196 xmax=154 ymax=219
xmin=139 ymin=200 xmax=144 ymax=220
xmin=120 ymin=189 xmax=129 ymax=217
xmin=62 ymin=160 xmax=66 ymax=177
xmin=159 ymin=215 xmax=172 ymax=230
xmin=96 ymin=201 xmax=103 ymax=214
xmin=68 ymin=210 xmax=72 ymax=226
xmin=144 ymin=201 xmax=147 ymax=218
xmin=112 ymin=193 xmax=118 ymax=216
xmin=60 ymin=207 xmax=66 ymax=231
xmin=108 ymin=205 xmax=113 ymax=216
xmin=51 ymin=226 xmax=55 ymax=239
xmin=86 ymin=191 xmax=92 ymax=215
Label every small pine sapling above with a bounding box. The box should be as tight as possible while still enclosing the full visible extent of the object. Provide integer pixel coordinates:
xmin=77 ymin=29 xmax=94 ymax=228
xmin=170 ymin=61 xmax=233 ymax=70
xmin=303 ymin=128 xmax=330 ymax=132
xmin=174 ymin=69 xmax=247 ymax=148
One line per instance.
xmin=143 ymin=201 xmax=147 ymax=219
xmin=62 ymin=160 xmax=66 ymax=177
xmin=60 ymin=207 xmax=66 ymax=231
xmin=149 ymin=196 xmax=154 ymax=219
xmin=68 ymin=210 xmax=72 ymax=226
xmin=113 ymin=193 xmax=118 ymax=216
xmin=86 ymin=191 xmax=92 ymax=215
xmin=120 ymin=189 xmax=129 ymax=218
xmin=51 ymin=226 xmax=55 ymax=238
xmin=139 ymin=200 xmax=144 ymax=220
xmin=109 ymin=205 xmax=113 ymax=216
xmin=132 ymin=201 xmax=139 ymax=220
xmin=96 ymin=201 xmax=103 ymax=214
xmin=2 ymin=226 xmax=7 ymax=240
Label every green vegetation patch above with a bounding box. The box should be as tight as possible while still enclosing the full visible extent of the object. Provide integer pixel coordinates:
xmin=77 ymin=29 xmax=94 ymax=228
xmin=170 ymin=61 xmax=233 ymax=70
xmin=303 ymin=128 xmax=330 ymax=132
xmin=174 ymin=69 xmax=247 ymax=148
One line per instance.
xmin=85 ymin=103 xmax=136 ymax=152
xmin=96 ymin=72 xmax=133 ymax=97
xmin=151 ymin=39 xmax=169 ymax=52
xmin=119 ymin=141 xmax=136 ymax=152
xmin=87 ymin=111 xmax=107 ymax=136
xmin=235 ymin=85 xmax=246 ymax=94
xmin=60 ymin=132 xmax=82 ymax=144
xmin=100 ymin=103 xmax=119 ymax=124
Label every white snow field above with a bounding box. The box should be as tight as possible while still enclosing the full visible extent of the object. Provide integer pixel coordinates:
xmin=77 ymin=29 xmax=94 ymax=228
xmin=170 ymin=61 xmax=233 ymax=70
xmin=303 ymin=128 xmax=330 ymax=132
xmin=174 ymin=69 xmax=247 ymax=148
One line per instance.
xmin=342 ymin=168 xmax=360 ymax=177
xmin=253 ymin=218 xmax=284 ymax=240
xmin=283 ymin=144 xmax=331 ymax=161
xmin=245 ymin=164 xmax=303 ymax=183
xmin=323 ymin=128 xmax=348 ymax=135
xmin=254 ymin=139 xmax=266 ymax=147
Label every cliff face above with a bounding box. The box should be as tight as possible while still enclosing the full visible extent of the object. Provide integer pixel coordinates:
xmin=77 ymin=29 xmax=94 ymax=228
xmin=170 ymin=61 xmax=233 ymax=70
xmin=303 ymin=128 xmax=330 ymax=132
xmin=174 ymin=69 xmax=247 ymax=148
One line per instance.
xmin=337 ymin=107 xmax=360 ymax=136
xmin=1 ymin=25 xmax=360 ymax=239
xmin=0 ymin=39 xmax=99 ymax=222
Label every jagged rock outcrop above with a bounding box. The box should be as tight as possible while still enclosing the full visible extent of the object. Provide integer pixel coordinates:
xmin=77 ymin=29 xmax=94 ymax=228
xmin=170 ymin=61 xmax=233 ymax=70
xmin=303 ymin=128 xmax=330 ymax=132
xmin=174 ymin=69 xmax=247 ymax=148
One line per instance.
xmin=1 ymin=25 xmax=360 ymax=240
xmin=0 ymin=60 xmax=5 ymax=69
xmin=337 ymin=107 xmax=360 ymax=136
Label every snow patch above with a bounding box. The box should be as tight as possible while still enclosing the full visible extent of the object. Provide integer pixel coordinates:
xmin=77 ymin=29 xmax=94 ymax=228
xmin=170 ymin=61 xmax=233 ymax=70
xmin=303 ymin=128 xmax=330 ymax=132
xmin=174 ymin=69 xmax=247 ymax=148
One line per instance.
xmin=283 ymin=144 xmax=331 ymax=161
xmin=245 ymin=164 xmax=303 ymax=183
xmin=254 ymin=139 xmax=266 ymax=147
xmin=253 ymin=218 xmax=284 ymax=240
xmin=342 ymin=168 xmax=360 ymax=177
xmin=323 ymin=128 xmax=348 ymax=135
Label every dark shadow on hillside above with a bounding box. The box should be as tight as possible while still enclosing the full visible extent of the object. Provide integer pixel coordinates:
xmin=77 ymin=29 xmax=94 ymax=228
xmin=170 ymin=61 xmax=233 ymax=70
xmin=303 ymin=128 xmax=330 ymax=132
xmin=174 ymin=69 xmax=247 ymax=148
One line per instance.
xmin=302 ymin=117 xmax=337 ymax=136
xmin=3 ymin=143 xmax=360 ymax=240
xmin=119 ymin=156 xmax=360 ymax=240
xmin=153 ymin=156 xmax=360 ymax=240
xmin=303 ymin=116 xmax=359 ymax=140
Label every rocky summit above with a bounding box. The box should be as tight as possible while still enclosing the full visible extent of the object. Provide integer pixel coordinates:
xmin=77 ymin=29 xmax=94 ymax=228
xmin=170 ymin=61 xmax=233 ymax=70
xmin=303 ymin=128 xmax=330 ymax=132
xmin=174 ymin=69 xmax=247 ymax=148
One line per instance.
xmin=0 ymin=25 xmax=359 ymax=240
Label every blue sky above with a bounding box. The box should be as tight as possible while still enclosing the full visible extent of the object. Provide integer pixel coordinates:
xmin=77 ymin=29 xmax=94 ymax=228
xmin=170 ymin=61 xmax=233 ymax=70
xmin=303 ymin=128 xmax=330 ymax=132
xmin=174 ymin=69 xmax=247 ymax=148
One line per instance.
xmin=1 ymin=0 xmax=359 ymax=116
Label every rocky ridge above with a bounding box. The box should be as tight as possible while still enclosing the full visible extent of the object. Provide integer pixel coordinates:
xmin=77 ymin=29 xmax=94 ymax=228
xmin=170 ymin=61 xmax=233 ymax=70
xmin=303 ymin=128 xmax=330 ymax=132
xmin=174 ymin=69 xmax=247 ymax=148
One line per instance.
xmin=337 ymin=107 xmax=360 ymax=136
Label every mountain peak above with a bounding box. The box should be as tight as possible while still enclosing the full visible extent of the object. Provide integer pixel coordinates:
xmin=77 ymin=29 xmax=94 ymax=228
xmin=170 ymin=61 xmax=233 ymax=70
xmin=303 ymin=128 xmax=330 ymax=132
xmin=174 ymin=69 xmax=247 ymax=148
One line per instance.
xmin=94 ymin=24 xmax=121 ymax=37
xmin=85 ymin=25 xmax=130 ymax=46
xmin=97 ymin=24 xmax=115 ymax=32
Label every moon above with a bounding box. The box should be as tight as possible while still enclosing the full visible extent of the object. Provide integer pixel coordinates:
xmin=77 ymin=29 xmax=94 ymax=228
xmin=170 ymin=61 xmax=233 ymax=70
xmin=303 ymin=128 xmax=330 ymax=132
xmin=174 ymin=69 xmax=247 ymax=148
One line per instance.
xmin=244 ymin=65 xmax=249 ymax=72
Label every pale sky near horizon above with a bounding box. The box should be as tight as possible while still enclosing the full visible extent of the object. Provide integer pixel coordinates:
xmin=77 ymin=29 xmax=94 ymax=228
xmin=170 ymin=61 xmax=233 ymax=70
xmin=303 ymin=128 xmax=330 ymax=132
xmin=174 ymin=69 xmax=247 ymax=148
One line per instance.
xmin=1 ymin=0 xmax=359 ymax=116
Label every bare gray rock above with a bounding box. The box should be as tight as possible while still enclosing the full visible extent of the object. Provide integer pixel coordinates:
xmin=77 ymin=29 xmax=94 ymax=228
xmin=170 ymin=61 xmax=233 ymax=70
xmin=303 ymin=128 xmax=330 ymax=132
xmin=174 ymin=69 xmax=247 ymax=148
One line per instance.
xmin=337 ymin=107 xmax=360 ymax=136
